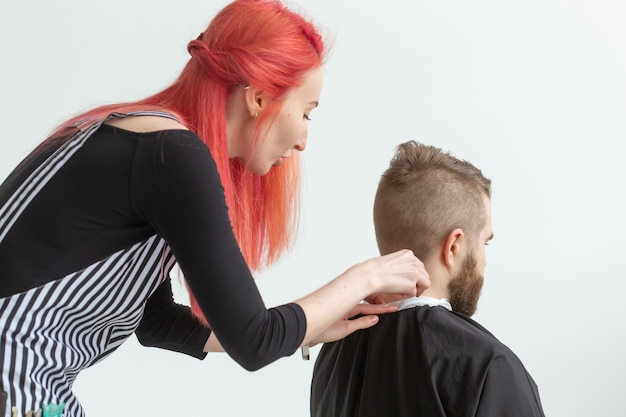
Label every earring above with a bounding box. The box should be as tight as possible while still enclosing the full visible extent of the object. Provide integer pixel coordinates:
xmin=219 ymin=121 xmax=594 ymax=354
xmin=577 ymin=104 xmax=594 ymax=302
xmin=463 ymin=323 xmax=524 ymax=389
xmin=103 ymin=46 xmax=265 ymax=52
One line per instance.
xmin=251 ymin=111 xmax=258 ymax=119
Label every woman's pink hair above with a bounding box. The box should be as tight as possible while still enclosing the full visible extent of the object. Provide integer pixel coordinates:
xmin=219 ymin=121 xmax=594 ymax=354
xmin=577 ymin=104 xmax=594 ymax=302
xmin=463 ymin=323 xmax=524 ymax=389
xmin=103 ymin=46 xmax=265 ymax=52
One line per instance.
xmin=43 ymin=0 xmax=325 ymax=325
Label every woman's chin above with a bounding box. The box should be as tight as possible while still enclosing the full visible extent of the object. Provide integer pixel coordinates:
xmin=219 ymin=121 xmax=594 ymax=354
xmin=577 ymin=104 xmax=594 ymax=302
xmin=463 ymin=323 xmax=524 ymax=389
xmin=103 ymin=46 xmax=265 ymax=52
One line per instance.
xmin=251 ymin=163 xmax=273 ymax=176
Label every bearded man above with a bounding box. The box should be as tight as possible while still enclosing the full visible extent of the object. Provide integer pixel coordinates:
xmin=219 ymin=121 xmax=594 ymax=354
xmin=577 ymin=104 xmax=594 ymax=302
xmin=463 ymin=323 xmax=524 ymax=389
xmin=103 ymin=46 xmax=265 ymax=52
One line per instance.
xmin=310 ymin=141 xmax=545 ymax=417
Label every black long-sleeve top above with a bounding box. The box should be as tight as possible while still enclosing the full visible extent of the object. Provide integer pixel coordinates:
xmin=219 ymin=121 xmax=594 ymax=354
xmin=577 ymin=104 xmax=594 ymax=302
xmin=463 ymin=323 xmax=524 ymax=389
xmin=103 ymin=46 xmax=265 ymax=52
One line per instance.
xmin=0 ymin=114 xmax=306 ymax=416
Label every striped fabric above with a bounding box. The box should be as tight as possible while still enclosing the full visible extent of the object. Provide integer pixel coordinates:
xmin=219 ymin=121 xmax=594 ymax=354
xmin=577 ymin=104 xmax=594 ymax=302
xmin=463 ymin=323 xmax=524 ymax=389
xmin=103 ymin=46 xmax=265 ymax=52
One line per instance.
xmin=0 ymin=112 xmax=179 ymax=417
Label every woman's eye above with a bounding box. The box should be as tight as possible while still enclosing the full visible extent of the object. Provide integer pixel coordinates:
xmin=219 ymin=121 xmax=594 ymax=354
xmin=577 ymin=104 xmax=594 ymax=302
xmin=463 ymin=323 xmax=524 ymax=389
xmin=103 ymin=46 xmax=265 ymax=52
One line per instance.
xmin=304 ymin=114 xmax=312 ymax=121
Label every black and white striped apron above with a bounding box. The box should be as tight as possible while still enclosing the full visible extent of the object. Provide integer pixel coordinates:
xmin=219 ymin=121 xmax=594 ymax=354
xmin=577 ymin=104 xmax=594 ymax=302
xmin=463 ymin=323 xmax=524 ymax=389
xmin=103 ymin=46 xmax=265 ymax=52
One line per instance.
xmin=0 ymin=112 xmax=179 ymax=417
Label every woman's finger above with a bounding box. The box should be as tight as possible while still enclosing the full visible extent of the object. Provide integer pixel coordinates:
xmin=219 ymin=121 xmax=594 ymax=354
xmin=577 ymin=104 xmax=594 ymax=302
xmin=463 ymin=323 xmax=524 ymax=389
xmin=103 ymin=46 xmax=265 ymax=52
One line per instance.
xmin=347 ymin=303 xmax=397 ymax=318
xmin=343 ymin=315 xmax=381 ymax=333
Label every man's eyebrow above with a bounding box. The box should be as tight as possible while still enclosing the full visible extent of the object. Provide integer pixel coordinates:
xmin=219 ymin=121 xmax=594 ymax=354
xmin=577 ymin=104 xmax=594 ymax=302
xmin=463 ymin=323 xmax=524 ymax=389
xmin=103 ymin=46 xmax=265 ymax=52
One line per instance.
xmin=309 ymin=101 xmax=319 ymax=107
xmin=487 ymin=233 xmax=494 ymax=241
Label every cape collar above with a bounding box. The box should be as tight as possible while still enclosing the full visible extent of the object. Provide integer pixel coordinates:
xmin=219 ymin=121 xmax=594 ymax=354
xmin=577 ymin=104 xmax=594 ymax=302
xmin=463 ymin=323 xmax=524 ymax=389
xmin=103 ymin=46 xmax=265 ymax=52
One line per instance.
xmin=385 ymin=296 xmax=452 ymax=312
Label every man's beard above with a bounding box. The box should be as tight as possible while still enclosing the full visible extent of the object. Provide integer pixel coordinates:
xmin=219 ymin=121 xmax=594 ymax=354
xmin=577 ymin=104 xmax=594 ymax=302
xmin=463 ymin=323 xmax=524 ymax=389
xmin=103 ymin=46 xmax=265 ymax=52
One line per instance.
xmin=448 ymin=251 xmax=484 ymax=317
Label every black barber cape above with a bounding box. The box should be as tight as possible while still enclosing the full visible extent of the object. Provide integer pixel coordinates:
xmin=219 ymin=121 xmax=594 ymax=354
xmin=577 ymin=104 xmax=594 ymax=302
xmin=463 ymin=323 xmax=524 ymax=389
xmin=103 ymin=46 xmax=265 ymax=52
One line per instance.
xmin=310 ymin=304 xmax=545 ymax=417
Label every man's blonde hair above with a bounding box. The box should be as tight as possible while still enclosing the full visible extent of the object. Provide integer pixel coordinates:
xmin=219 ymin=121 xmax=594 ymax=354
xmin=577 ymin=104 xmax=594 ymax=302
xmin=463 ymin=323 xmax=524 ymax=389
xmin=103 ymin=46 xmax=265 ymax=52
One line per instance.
xmin=374 ymin=141 xmax=492 ymax=259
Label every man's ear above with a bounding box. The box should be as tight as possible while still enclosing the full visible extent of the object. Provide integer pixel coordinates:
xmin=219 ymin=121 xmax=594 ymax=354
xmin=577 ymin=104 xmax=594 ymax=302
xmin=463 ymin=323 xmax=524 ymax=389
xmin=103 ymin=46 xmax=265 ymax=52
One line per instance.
xmin=442 ymin=228 xmax=464 ymax=272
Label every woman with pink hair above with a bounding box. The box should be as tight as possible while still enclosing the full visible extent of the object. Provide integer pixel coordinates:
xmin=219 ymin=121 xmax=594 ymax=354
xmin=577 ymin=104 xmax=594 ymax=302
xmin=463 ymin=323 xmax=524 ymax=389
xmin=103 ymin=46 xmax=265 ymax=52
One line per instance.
xmin=0 ymin=1 xmax=428 ymax=415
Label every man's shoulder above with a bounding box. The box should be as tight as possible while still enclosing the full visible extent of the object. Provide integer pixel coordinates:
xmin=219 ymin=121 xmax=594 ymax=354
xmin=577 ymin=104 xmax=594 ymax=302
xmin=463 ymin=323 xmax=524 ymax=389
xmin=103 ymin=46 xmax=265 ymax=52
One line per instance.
xmin=390 ymin=306 xmax=511 ymax=358
xmin=320 ymin=305 xmax=514 ymax=363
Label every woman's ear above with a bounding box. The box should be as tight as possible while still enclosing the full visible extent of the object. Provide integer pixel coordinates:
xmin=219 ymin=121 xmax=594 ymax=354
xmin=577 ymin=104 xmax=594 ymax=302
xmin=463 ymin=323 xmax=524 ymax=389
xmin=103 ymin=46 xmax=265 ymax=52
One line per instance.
xmin=244 ymin=86 xmax=267 ymax=117
xmin=441 ymin=228 xmax=464 ymax=272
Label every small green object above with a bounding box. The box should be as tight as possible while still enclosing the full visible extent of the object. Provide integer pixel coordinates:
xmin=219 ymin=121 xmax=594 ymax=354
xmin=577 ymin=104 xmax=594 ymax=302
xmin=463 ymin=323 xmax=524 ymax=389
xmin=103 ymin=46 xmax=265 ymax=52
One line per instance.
xmin=42 ymin=403 xmax=65 ymax=417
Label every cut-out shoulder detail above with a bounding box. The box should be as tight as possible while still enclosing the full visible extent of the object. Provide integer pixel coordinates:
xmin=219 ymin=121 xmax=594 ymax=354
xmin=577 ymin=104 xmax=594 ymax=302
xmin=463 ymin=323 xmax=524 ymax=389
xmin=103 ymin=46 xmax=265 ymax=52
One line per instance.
xmin=104 ymin=115 xmax=189 ymax=133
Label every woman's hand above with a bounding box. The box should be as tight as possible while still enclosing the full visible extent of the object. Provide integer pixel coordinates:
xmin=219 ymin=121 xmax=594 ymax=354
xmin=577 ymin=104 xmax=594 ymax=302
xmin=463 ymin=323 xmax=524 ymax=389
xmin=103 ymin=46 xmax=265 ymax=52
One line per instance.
xmin=295 ymin=249 xmax=429 ymax=347
xmin=308 ymin=303 xmax=399 ymax=347
xmin=356 ymin=249 xmax=430 ymax=299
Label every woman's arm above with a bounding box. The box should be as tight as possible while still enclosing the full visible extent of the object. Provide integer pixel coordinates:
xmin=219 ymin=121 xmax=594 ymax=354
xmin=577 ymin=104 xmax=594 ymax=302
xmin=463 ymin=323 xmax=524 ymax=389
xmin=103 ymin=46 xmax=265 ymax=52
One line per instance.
xmin=203 ymin=250 xmax=429 ymax=352
xmin=137 ymin=278 xmax=212 ymax=358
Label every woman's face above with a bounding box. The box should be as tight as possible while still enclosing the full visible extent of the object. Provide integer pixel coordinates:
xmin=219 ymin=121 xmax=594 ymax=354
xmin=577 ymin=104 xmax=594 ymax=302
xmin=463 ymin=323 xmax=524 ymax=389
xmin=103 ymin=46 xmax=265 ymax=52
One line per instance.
xmin=244 ymin=67 xmax=323 ymax=175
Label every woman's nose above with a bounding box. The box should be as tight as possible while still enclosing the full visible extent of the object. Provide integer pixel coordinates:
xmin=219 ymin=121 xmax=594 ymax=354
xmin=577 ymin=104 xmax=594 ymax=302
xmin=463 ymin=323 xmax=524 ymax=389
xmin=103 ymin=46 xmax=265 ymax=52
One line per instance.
xmin=294 ymin=135 xmax=307 ymax=152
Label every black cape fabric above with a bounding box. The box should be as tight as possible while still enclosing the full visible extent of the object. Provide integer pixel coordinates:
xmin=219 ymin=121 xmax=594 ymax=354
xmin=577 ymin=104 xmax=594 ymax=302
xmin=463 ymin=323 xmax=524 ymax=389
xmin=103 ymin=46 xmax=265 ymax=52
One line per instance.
xmin=310 ymin=305 xmax=545 ymax=417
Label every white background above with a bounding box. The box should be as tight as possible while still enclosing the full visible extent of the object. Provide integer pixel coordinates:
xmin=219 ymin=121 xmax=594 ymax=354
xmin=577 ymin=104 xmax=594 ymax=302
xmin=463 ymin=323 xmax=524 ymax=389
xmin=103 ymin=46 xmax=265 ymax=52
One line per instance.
xmin=1 ymin=0 xmax=625 ymax=416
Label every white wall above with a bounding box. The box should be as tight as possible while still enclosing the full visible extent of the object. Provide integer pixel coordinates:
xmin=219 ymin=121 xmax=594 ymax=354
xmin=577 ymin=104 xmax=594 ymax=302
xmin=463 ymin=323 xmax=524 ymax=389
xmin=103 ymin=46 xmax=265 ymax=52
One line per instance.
xmin=2 ymin=1 xmax=625 ymax=416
